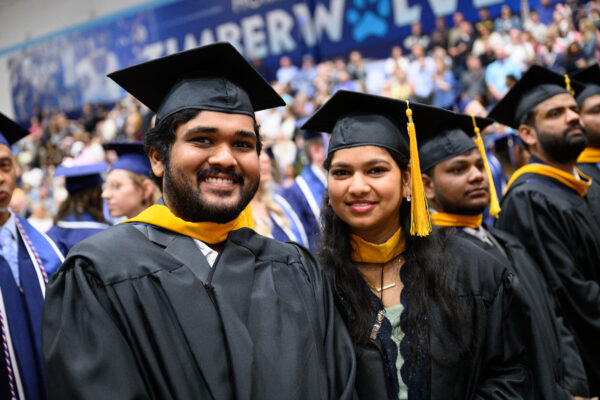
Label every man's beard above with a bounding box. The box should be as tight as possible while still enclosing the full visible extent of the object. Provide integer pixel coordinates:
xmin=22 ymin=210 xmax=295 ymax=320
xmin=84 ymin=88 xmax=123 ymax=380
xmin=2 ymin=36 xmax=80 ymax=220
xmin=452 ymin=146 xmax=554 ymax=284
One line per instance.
xmin=537 ymin=123 xmax=589 ymax=164
xmin=433 ymin=186 xmax=488 ymax=216
xmin=164 ymin=162 xmax=259 ymax=223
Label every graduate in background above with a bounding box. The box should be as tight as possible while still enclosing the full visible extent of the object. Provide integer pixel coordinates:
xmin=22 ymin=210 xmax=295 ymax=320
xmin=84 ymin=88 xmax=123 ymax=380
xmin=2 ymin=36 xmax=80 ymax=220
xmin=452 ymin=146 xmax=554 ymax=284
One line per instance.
xmin=102 ymin=141 xmax=159 ymax=220
xmin=572 ymin=64 xmax=600 ymax=182
xmin=0 ymin=113 xmax=63 ymax=400
xmin=47 ymin=162 xmax=110 ymax=256
xmin=489 ymin=65 xmax=600 ymax=396
xmin=250 ymin=148 xmax=308 ymax=246
xmin=281 ymin=128 xmax=327 ymax=251
xmin=419 ymin=111 xmax=591 ymax=399
xmin=43 ymin=42 xmax=356 ymax=399
xmin=308 ymin=90 xmax=537 ymax=399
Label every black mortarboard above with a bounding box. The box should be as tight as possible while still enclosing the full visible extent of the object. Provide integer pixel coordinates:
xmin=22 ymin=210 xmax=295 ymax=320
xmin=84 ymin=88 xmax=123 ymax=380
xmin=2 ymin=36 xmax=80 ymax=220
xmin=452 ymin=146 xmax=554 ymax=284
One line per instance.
xmin=108 ymin=42 xmax=285 ymax=125
xmin=0 ymin=113 xmax=29 ymax=148
xmin=572 ymin=64 xmax=600 ymax=106
xmin=55 ymin=162 xmax=107 ymax=194
xmin=301 ymin=90 xmax=453 ymax=158
xmin=105 ymin=141 xmax=151 ymax=178
xmin=302 ymin=90 xmax=450 ymax=236
xmin=488 ymin=65 xmax=584 ymax=129
xmin=419 ymin=114 xmax=494 ymax=172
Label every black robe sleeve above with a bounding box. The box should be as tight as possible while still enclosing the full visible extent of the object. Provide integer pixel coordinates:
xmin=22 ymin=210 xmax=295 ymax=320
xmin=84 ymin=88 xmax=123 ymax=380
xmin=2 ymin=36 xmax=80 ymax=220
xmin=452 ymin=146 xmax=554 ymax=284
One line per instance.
xmin=43 ymin=257 xmax=149 ymax=399
xmin=496 ymin=187 xmax=600 ymax=393
xmin=294 ymin=245 xmax=358 ymax=400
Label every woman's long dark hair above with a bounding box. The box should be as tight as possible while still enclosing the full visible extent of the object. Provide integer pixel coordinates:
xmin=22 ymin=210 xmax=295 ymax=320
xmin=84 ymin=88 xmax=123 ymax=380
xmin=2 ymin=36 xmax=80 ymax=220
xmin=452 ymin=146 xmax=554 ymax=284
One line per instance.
xmin=54 ymin=185 xmax=105 ymax=223
xmin=318 ymin=148 xmax=471 ymax=365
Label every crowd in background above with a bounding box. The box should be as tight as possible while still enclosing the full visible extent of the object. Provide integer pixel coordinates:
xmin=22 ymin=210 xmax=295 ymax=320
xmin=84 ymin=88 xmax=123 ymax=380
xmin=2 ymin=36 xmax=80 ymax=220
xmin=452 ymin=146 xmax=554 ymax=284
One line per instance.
xmin=10 ymin=0 xmax=600 ymax=230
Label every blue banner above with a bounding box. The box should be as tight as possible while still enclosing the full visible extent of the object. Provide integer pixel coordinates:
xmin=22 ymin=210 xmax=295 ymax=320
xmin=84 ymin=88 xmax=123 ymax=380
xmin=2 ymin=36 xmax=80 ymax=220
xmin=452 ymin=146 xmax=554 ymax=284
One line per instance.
xmin=7 ymin=0 xmax=519 ymax=122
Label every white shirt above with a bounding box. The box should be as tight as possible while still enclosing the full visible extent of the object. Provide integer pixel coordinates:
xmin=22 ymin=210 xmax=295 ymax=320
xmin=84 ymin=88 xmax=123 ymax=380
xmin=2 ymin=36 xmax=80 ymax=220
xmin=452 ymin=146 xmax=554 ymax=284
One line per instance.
xmin=193 ymin=238 xmax=219 ymax=267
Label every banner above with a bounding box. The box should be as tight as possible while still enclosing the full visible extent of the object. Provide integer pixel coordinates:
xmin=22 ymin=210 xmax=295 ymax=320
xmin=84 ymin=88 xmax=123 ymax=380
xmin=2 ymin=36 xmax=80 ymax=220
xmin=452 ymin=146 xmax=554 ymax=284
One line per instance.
xmin=6 ymin=0 xmax=518 ymax=122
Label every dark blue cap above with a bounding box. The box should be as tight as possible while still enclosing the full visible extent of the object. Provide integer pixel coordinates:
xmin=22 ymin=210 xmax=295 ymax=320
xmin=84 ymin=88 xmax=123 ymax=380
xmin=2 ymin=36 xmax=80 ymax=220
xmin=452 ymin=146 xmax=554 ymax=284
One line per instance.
xmin=55 ymin=162 xmax=107 ymax=194
xmin=295 ymin=117 xmax=323 ymax=141
xmin=571 ymin=64 xmax=600 ymax=106
xmin=105 ymin=141 xmax=151 ymax=178
xmin=0 ymin=113 xmax=29 ymax=148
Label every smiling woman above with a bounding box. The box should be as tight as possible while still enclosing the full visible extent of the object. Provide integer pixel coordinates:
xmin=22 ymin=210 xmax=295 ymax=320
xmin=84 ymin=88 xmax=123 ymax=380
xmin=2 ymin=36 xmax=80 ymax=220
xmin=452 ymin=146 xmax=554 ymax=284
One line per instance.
xmin=306 ymin=90 xmax=541 ymax=399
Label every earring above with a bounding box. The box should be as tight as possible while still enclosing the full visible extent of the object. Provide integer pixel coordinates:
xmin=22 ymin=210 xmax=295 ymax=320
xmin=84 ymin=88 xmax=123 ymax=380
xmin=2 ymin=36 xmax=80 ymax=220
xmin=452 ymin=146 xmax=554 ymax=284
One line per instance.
xmin=406 ymin=194 xmax=411 ymax=202
xmin=327 ymin=197 xmax=331 ymax=206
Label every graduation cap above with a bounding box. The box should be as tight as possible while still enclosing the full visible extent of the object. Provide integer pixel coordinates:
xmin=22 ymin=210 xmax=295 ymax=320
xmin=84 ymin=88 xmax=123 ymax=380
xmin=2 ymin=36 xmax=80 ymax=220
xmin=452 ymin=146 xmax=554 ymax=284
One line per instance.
xmin=302 ymin=90 xmax=446 ymax=236
xmin=0 ymin=113 xmax=29 ymax=148
xmin=107 ymin=42 xmax=285 ymax=125
xmin=295 ymin=117 xmax=323 ymax=141
xmin=419 ymin=112 xmax=501 ymax=217
xmin=571 ymin=64 xmax=600 ymax=106
xmin=105 ymin=141 xmax=151 ymax=178
xmin=55 ymin=162 xmax=107 ymax=194
xmin=488 ymin=65 xmax=584 ymax=129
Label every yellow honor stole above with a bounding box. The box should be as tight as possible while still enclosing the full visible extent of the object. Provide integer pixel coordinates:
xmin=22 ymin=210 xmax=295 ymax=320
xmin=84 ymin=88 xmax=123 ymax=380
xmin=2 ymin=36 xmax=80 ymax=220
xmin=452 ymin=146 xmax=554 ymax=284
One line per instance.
xmin=505 ymin=164 xmax=592 ymax=197
xmin=350 ymin=228 xmax=406 ymax=263
xmin=123 ymin=204 xmax=254 ymax=244
xmin=430 ymin=212 xmax=482 ymax=229
xmin=577 ymin=147 xmax=600 ymax=163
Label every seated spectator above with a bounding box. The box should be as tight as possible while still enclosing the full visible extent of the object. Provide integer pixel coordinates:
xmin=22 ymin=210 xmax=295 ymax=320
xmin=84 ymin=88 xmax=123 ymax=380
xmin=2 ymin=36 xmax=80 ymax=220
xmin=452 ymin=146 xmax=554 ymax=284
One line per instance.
xmin=579 ymin=18 xmax=598 ymax=61
xmin=403 ymin=21 xmax=431 ymax=53
xmin=494 ymin=5 xmax=521 ymax=36
xmin=432 ymin=58 xmax=455 ymax=110
xmin=432 ymin=17 xmax=449 ymax=49
xmin=561 ymin=41 xmax=588 ymax=73
xmin=276 ymin=55 xmax=298 ymax=86
xmin=448 ymin=11 xmax=465 ymax=48
xmin=472 ymin=24 xmax=504 ymax=57
xmin=294 ymin=54 xmax=318 ymax=98
xmin=382 ymin=64 xmax=411 ymax=100
xmin=535 ymin=0 xmax=555 ymax=25
xmin=333 ymin=70 xmax=358 ymax=93
xmin=347 ymin=50 xmax=367 ymax=82
xmin=523 ymin=10 xmax=548 ymax=43
xmin=485 ymin=47 xmax=521 ymax=102
xmin=384 ymin=45 xmax=410 ymax=77
xmin=407 ymin=44 xmax=436 ymax=104
xmin=538 ymin=27 xmax=567 ymax=73
xmin=448 ymin=21 xmax=475 ymax=72
xmin=460 ymin=54 xmax=487 ymax=104
xmin=475 ymin=7 xmax=494 ymax=35
xmin=505 ymin=28 xmax=535 ymax=71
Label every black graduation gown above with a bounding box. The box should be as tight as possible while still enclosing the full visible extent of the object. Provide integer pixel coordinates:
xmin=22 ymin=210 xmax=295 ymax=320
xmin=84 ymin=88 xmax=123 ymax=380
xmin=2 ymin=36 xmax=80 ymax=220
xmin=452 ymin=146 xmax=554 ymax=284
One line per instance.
xmin=42 ymin=223 xmax=357 ymax=400
xmin=353 ymin=236 xmax=539 ymax=400
xmin=457 ymin=225 xmax=589 ymax=398
xmin=496 ymin=172 xmax=600 ymax=395
xmin=578 ymin=162 xmax=600 ymax=184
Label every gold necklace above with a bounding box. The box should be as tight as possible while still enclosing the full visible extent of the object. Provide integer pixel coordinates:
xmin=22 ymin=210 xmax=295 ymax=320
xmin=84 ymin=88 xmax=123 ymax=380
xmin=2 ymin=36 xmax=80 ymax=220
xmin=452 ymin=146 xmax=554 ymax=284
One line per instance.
xmin=358 ymin=256 xmax=402 ymax=293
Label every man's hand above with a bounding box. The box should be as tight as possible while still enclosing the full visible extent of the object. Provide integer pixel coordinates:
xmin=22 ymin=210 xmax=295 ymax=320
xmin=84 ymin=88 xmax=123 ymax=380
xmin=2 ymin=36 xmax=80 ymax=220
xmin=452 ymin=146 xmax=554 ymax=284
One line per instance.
xmin=574 ymin=396 xmax=599 ymax=400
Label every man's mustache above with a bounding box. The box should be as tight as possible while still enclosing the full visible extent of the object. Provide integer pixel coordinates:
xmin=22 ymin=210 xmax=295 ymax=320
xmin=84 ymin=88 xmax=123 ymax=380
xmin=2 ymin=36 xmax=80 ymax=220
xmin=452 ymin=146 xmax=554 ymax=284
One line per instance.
xmin=197 ymin=168 xmax=244 ymax=185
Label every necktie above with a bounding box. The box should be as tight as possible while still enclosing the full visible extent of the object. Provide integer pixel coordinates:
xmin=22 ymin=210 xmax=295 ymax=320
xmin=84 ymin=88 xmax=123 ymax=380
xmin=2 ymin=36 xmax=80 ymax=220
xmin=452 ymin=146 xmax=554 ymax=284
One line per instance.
xmin=0 ymin=227 xmax=19 ymax=284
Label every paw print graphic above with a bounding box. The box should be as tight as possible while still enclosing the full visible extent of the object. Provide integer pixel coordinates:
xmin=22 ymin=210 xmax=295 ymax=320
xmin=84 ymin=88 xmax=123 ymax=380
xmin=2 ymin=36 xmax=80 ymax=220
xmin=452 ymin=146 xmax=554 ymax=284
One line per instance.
xmin=346 ymin=0 xmax=391 ymax=42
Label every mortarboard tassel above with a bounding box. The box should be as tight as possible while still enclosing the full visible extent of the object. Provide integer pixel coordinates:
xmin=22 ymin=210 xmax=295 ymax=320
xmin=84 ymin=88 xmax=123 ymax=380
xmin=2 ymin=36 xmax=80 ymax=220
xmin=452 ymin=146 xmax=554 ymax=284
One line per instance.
xmin=471 ymin=115 xmax=501 ymax=218
xmin=564 ymin=74 xmax=575 ymax=96
xmin=405 ymin=100 xmax=432 ymax=237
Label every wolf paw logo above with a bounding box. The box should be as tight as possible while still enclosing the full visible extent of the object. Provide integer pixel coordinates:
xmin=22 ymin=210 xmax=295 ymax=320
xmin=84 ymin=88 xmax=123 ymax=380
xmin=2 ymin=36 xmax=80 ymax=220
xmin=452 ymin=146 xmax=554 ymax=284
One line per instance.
xmin=346 ymin=0 xmax=391 ymax=42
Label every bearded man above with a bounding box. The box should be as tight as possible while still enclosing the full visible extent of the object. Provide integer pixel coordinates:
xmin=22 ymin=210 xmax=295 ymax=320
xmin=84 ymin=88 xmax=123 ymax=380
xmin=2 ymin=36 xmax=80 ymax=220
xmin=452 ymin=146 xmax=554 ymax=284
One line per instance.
xmin=42 ymin=42 xmax=357 ymax=400
xmin=489 ymin=65 xmax=600 ymax=396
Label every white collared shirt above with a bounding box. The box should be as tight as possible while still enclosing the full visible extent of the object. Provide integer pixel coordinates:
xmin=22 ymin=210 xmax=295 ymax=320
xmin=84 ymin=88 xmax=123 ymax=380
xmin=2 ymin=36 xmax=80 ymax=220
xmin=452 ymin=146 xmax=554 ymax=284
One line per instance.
xmin=193 ymin=238 xmax=219 ymax=267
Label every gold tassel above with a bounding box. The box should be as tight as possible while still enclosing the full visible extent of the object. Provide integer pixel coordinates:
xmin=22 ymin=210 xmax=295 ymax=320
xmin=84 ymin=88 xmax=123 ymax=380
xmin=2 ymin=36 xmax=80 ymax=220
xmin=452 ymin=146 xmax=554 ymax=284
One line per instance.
xmin=564 ymin=74 xmax=575 ymax=96
xmin=471 ymin=115 xmax=501 ymax=218
xmin=405 ymin=100 xmax=431 ymax=237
